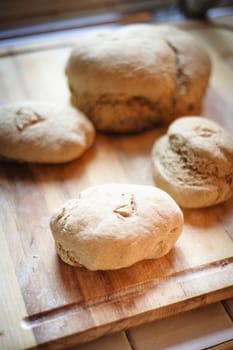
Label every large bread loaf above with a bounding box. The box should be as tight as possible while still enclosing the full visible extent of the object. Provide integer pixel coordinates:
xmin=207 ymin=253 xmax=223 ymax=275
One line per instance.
xmin=66 ymin=24 xmax=211 ymax=133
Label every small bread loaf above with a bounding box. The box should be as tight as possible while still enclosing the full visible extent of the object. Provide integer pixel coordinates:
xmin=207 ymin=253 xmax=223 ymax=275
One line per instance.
xmin=152 ymin=117 xmax=233 ymax=208
xmin=0 ymin=101 xmax=95 ymax=163
xmin=66 ymin=24 xmax=211 ymax=133
xmin=50 ymin=184 xmax=183 ymax=270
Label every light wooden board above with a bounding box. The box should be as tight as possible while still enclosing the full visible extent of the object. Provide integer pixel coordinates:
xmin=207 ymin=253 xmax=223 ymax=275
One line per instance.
xmin=0 ymin=21 xmax=233 ymax=349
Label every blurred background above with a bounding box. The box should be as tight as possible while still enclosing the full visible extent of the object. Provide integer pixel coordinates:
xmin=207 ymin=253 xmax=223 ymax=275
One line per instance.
xmin=0 ymin=0 xmax=232 ymax=41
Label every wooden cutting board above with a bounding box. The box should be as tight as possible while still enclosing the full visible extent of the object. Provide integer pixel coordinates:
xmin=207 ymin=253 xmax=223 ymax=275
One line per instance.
xmin=0 ymin=19 xmax=233 ymax=349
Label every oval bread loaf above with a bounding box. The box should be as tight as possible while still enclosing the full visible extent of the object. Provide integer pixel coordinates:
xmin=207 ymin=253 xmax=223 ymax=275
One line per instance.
xmin=0 ymin=101 xmax=95 ymax=163
xmin=66 ymin=24 xmax=211 ymax=133
xmin=152 ymin=116 xmax=233 ymax=208
xmin=50 ymin=184 xmax=184 ymax=270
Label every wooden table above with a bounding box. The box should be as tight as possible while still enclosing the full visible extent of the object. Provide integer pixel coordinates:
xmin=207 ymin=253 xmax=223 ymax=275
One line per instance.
xmin=0 ymin=15 xmax=233 ymax=350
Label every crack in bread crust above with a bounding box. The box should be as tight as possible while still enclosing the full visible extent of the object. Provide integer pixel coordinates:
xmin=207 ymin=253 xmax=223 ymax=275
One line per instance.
xmin=165 ymin=39 xmax=189 ymax=104
xmin=113 ymin=193 xmax=137 ymax=218
xmin=15 ymin=108 xmax=46 ymax=131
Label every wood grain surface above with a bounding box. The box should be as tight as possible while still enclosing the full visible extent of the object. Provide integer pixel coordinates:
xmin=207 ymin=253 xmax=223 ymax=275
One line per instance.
xmin=0 ymin=20 xmax=233 ymax=349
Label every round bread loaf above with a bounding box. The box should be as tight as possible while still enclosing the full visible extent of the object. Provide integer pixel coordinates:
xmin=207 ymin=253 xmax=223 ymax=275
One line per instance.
xmin=0 ymin=101 xmax=95 ymax=163
xmin=152 ymin=117 xmax=233 ymax=208
xmin=50 ymin=184 xmax=184 ymax=270
xmin=66 ymin=24 xmax=211 ymax=133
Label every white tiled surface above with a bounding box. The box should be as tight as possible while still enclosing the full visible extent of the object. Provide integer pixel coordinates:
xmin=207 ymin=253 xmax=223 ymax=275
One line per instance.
xmin=128 ymin=303 xmax=233 ymax=350
xmin=74 ymin=302 xmax=233 ymax=350
xmin=73 ymin=332 xmax=131 ymax=350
